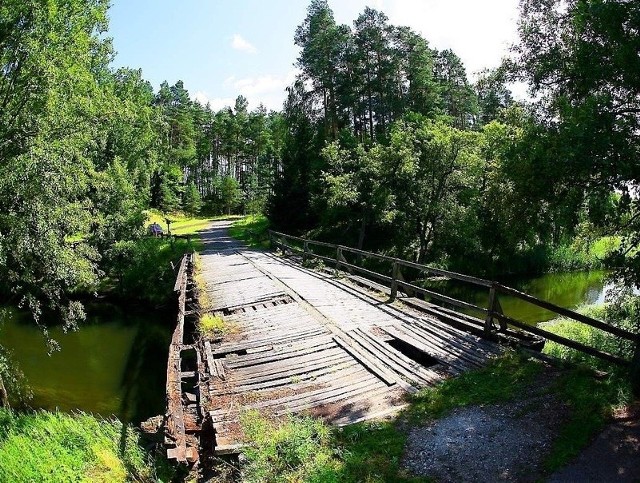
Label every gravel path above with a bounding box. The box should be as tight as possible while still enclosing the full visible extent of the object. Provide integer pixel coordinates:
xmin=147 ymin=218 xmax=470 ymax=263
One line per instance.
xmin=402 ymin=382 xmax=569 ymax=482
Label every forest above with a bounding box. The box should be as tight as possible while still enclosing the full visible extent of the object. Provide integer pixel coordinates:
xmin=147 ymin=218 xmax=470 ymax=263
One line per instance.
xmin=0 ymin=0 xmax=638 ymax=480
xmin=1 ymin=0 xmax=638 ymax=329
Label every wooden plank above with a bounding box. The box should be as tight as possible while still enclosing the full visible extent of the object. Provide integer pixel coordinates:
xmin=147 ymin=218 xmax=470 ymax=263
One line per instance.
xmin=277 ymin=378 xmax=385 ymax=415
xmin=248 ymin=366 xmax=370 ymax=410
xmin=213 ymin=327 xmax=326 ymax=355
xmin=225 ymin=340 xmax=336 ymax=369
xmin=382 ymin=325 xmax=466 ymax=374
xmin=396 ymin=279 xmax=488 ymax=314
xmin=204 ymin=341 xmax=217 ymax=378
xmin=233 ymin=349 xmax=348 ymax=383
xmin=173 ymin=254 xmax=188 ymax=292
xmin=210 ymin=360 xmax=359 ymax=395
xmin=333 ymin=335 xmax=397 ymax=386
xmin=401 ymin=323 xmax=486 ymax=367
xmin=352 ymin=328 xmax=442 ymax=386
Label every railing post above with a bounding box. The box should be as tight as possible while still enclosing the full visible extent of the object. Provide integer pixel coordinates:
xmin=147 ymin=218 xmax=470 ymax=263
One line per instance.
xmin=390 ymin=261 xmax=399 ymax=301
xmin=336 ymin=246 xmax=342 ymax=271
xmin=303 ymin=241 xmax=309 ymax=263
xmin=631 ymin=342 xmax=640 ymax=396
xmin=484 ymin=283 xmax=497 ymax=334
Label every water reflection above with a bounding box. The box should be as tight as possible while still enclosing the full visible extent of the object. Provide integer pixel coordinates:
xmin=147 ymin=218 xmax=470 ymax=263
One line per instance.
xmin=428 ymin=271 xmax=610 ymax=324
xmin=0 ymin=304 xmax=171 ymax=424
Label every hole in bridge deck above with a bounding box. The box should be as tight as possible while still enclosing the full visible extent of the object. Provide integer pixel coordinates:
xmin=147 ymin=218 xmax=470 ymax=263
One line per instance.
xmin=181 ymin=349 xmax=198 ymax=372
xmin=386 ymin=338 xmax=439 ymax=368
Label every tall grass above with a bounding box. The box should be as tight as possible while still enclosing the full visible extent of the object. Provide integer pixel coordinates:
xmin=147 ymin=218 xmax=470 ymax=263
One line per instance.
xmin=540 ymin=302 xmax=637 ymax=370
xmin=547 ymin=236 xmax=620 ymax=272
xmin=0 ymin=409 xmax=168 ymax=482
xmin=229 ymin=214 xmax=270 ymax=248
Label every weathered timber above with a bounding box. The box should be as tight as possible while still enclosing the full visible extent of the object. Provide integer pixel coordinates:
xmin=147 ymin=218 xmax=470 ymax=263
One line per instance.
xmin=271 ymin=229 xmax=640 ymax=368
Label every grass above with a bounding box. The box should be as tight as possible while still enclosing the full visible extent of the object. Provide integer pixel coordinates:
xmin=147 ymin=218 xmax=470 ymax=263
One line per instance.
xmin=540 ymin=302 xmax=636 ymax=370
xmin=238 ymin=351 xmax=633 ymax=481
xmin=144 ymin=209 xmax=242 ymax=237
xmin=239 ymin=353 xmax=542 ymax=482
xmin=198 ymin=313 xmax=231 ymax=338
xmin=547 ymin=235 xmax=621 ymax=272
xmin=0 ymin=409 xmax=172 ymax=482
xmin=545 ymin=368 xmax=631 ymax=471
xmin=228 ymin=214 xmax=270 ymax=248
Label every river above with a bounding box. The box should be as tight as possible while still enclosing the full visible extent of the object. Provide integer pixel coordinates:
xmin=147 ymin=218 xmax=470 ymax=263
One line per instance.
xmin=0 ymin=270 xmax=612 ymax=421
xmin=0 ymin=303 xmax=171 ymax=424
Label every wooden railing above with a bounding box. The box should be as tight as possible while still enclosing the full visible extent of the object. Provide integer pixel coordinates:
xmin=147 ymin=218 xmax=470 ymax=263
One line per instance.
xmin=268 ymin=230 xmax=640 ymax=370
xmin=166 ymin=253 xmax=191 ymax=463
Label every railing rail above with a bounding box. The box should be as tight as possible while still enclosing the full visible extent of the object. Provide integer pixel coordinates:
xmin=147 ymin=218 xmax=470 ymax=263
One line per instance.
xmin=268 ymin=229 xmax=640 ymax=370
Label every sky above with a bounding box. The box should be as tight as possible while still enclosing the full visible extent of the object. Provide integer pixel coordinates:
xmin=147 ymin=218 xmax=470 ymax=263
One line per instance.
xmin=108 ymin=0 xmax=523 ymax=112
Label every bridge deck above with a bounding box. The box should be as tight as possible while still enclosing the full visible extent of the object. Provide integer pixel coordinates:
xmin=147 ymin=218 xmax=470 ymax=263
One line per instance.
xmin=197 ymin=221 xmax=501 ymax=453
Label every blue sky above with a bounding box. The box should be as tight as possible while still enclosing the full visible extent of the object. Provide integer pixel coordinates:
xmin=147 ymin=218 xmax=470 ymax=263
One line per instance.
xmin=108 ymin=0 xmax=522 ymax=111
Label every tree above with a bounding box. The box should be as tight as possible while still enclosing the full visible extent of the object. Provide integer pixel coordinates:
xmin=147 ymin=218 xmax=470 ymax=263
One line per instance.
xmin=220 ymin=177 xmax=242 ymax=215
xmin=317 ymin=141 xmax=393 ymax=249
xmin=0 ymin=0 xmax=113 ymax=332
xmin=514 ymin=0 xmax=640 ymax=284
xmin=433 ymin=49 xmax=477 ymax=129
xmin=384 ymin=116 xmax=481 ymax=263
xmin=183 ymin=182 xmax=202 ymax=216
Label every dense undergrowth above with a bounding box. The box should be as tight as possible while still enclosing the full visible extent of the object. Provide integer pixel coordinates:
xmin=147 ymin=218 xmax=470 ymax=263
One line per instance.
xmin=541 ymin=298 xmax=638 ymax=370
xmin=0 ymin=409 xmax=173 ymax=482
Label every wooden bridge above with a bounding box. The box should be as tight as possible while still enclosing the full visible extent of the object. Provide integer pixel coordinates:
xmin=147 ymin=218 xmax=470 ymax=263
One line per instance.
xmin=161 ymin=221 xmax=640 ymax=465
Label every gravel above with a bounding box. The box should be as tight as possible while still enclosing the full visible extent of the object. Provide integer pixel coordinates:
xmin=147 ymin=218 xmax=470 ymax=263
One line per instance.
xmin=402 ymin=392 xmax=569 ymax=482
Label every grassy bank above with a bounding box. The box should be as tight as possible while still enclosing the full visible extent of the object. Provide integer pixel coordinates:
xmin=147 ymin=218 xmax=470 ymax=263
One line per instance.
xmin=237 ymin=353 xmax=629 ymax=481
xmin=228 ymin=214 xmax=270 ymax=248
xmin=0 ymin=409 xmax=171 ymax=482
xmin=546 ymin=236 xmax=620 ymax=272
xmin=540 ymin=301 xmax=637 ymax=370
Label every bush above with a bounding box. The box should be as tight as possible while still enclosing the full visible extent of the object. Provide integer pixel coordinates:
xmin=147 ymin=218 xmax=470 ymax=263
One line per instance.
xmin=540 ymin=297 xmax=638 ymax=370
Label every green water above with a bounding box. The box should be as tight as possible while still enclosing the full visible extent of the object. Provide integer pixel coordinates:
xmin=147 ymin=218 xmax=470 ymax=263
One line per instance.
xmin=440 ymin=270 xmax=611 ymax=324
xmin=0 ymin=304 xmax=171 ymax=424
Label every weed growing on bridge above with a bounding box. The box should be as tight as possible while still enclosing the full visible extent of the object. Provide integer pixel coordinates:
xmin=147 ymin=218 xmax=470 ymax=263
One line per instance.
xmin=199 ymin=314 xmax=229 ymax=338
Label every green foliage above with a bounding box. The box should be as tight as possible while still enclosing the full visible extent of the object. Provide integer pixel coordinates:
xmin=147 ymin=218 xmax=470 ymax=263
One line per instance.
xmin=104 ymin=237 xmax=195 ymax=305
xmin=182 ymin=182 xmax=202 ymax=216
xmin=0 ymin=342 xmax=31 ymax=408
xmin=0 ymin=409 xmax=169 ymax=482
xmin=545 ymin=369 xmax=632 ymax=471
xmin=229 ymin=215 xmax=270 ymax=248
xmin=541 ymin=300 xmax=638 ymax=370
xmin=241 ymin=411 xmax=339 ymax=483
xmin=198 ymin=314 xmax=227 ymax=338
xmin=408 ymin=352 xmax=542 ymax=421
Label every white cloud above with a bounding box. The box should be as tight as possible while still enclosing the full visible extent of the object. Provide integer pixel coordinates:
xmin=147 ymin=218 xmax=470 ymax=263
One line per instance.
xmin=225 ymin=70 xmax=299 ymax=110
xmin=191 ymin=91 xmax=236 ymax=111
xmin=332 ymin=0 xmax=520 ymax=81
xmin=386 ymin=0 xmax=519 ymax=78
xmin=231 ymin=34 xmax=258 ymax=54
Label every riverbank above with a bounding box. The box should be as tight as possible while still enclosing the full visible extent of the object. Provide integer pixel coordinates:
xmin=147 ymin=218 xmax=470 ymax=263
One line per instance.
xmin=0 ymin=409 xmax=173 ymax=482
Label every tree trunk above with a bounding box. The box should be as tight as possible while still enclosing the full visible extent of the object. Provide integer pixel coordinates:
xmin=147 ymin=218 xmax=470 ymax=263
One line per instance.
xmin=357 ymin=216 xmax=366 ymax=251
xmin=0 ymin=373 xmax=9 ymax=409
